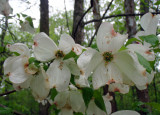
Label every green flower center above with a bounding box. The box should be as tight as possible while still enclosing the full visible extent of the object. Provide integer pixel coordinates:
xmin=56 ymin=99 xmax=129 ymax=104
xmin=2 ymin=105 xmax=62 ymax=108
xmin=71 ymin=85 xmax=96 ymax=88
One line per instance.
xmin=103 ymin=52 xmax=113 ymax=63
xmin=55 ymin=50 xmax=65 ymax=58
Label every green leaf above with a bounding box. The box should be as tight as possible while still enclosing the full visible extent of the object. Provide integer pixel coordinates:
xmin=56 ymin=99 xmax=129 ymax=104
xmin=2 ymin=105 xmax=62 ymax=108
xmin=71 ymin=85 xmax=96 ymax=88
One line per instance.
xmin=74 ymin=112 xmax=83 ymax=115
xmin=153 ymin=48 xmax=160 ymax=53
xmin=21 ymin=13 xmax=27 ymax=17
xmin=25 ymin=16 xmax=34 ymax=28
xmin=29 ymin=57 xmax=36 ymax=64
xmin=50 ymin=88 xmax=58 ymax=101
xmin=94 ymin=90 xmax=106 ymax=113
xmin=146 ymin=102 xmax=160 ymax=112
xmin=82 ymin=87 xmax=93 ymax=107
xmin=0 ymin=46 xmax=4 ymax=52
xmin=155 ymin=1 xmax=160 ymax=5
xmin=28 ymin=57 xmax=40 ymax=67
xmin=63 ymin=51 xmax=77 ymax=60
xmin=125 ymin=38 xmax=142 ymax=46
xmin=139 ymin=35 xmax=159 ymax=47
xmin=149 ymin=61 xmax=155 ymax=70
xmin=118 ymin=46 xmax=128 ymax=52
xmin=0 ymin=107 xmax=13 ymax=115
xmin=12 ymin=52 xmax=20 ymax=56
xmin=136 ymin=52 xmax=152 ymax=73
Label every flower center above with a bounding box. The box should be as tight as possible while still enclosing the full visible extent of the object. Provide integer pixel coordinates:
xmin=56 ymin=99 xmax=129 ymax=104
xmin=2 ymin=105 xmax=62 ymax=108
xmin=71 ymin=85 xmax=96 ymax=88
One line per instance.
xmin=103 ymin=52 xmax=113 ymax=63
xmin=55 ymin=50 xmax=65 ymax=58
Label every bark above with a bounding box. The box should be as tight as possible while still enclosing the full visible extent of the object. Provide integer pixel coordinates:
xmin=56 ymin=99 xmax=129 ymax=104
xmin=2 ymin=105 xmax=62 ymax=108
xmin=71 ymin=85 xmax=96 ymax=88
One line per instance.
xmin=40 ymin=0 xmax=49 ymax=35
xmin=72 ymin=0 xmax=84 ymax=44
xmin=92 ymin=0 xmax=101 ymax=30
xmin=124 ymin=0 xmax=136 ymax=38
xmin=39 ymin=0 xmax=50 ymax=114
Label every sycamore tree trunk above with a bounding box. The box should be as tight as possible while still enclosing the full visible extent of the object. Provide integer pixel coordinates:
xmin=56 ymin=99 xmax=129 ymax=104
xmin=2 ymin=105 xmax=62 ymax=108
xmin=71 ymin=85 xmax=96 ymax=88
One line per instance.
xmin=72 ymin=0 xmax=84 ymax=44
xmin=136 ymin=0 xmax=151 ymax=114
xmin=39 ymin=0 xmax=50 ymax=115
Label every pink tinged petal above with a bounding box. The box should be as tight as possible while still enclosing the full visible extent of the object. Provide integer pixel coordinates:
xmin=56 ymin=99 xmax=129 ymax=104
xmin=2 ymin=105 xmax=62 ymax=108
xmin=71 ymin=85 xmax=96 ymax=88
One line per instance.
xmin=96 ymin=22 xmax=127 ymax=53
xmin=64 ymin=58 xmax=80 ymax=76
xmin=86 ymin=100 xmax=106 ymax=115
xmin=72 ymin=44 xmax=85 ymax=55
xmin=54 ymin=91 xmax=69 ymax=109
xmin=77 ymin=48 xmax=103 ymax=79
xmin=33 ymin=32 xmax=58 ymax=62
xmin=47 ymin=59 xmax=71 ymax=92
xmin=7 ymin=57 xmax=30 ymax=84
xmin=102 ymin=96 xmax=112 ymax=115
xmin=114 ymin=50 xmax=148 ymax=86
xmin=127 ymin=44 xmax=155 ymax=61
xmin=108 ymin=83 xmax=129 ymax=94
xmin=59 ymin=34 xmax=75 ymax=55
xmin=30 ymin=69 xmax=50 ymax=101
xmin=111 ymin=110 xmax=140 ymax=115
xmin=59 ymin=108 xmax=73 ymax=115
xmin=69 ymin=91 xmax=86 ymax=113
xmin=7 ymin=43 xmax=30 ymax=56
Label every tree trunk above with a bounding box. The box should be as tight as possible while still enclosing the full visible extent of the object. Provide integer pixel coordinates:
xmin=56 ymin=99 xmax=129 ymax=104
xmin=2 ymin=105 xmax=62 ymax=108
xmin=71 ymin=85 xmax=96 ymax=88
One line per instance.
xmin=40 ymin=0 xmax=49 ymax=35
xmin=124 ymin=0 xmax=136 ymax=39
xmin=39 ymin=0 xmax=50 ymax=115
xmin=72 ymin=0 xmax=84 ymax=44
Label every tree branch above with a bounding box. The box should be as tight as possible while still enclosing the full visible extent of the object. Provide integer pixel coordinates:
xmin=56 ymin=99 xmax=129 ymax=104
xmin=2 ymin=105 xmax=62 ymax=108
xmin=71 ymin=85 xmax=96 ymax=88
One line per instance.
xmin=0 ymin=104 xmax=25 ymax=115
xmin=64 ymin=0 xmax=71 ymax=35
xmin=0 ymin=90 xmax=16 ymax=96
xmin=88 ymin=0 xmax=114 ymax=46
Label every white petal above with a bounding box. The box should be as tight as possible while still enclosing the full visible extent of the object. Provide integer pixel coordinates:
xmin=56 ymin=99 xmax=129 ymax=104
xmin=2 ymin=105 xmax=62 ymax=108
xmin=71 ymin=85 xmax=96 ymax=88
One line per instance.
xmin=108 ymin=83 xmax=129 ymax=94
xmin=92 ymin=62 xmax=108 ymax=90
xmin=7 ymin=43 xmax=30 ymax=56
xmin=77 ymin=48 xmax=103 ymax=79
xmin=47 ymin=59 xmax=71 ymax=92
xmin=59 ymin=108 xmax=73 ymax=115
xmin=20 ymin=21 xmax=35 ymax=34
xmin=135 ymin=31 xmax=145 ymax=39
xmin=127 ymin=44 xmax=155 ymax=61
xmin=102 ymin=96 xmax=112 ymax=115
xmin=96 ymin=22 xmax=127 ymax=53
xmin=59 ymin=34 xmax=75 ymax=55
xmin=7 ymin=57 xmax=30 ymax=84
xmin=33 ymin=32 xmax=58 ymax=62
xmin=111 ymin=110 xmax=140 ymax=115
xmin=86 ymin=100 xmax=106 ymax=115
xmin=54 ymin=91 xmax=69 ymax=109
xmin=30 ymin=69 xmax=50 ymax=101
xmin=140 ymin=13 xmax=153 ymax=31
xmin=114 ymin=50 xmax=148 ymax=86
xmin=69 ymin=91 xmax=85 ymax=113
xmin=0 ymin=0 xmax=12 ymax=16
xmin=72 ymin=44 xmax=86 ymax=55
xmin=75 ymin=76 xmax=90 ymax=88
xmin=64 ymin=58 xmax=80 ymax=76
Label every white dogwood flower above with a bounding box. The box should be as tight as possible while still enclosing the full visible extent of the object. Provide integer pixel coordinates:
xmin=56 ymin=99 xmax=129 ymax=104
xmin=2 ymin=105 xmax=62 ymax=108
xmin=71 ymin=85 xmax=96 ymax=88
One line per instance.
xmin=77 ymin=22 xmax=148 ymax=90
xmin=33 ymin=32 xmax=82 ymax=92
xmin=0 ymin=0 xmax=12 ymax=16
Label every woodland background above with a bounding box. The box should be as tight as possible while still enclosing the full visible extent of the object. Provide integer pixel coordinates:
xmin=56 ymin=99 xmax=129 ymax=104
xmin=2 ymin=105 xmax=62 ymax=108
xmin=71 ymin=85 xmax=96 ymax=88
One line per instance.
xmin=0 ymin=0 xmax=160 ymax=115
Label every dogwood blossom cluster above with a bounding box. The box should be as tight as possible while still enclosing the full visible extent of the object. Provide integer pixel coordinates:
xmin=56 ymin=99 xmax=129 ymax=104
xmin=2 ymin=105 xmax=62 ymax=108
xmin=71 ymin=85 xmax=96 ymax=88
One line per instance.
xmin=3 ymin=12 xmax=159 ymax=115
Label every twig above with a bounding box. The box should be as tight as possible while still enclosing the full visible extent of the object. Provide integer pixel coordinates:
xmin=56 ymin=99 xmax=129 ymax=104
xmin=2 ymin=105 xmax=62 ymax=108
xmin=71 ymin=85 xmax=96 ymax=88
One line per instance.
xmin=88 ymin=0 xmax=114 ymax=46
xmin=0 ymin=90 xmax=16 ymax=96
xmin=64 ymin=0 xmax=71 ymax=35
xmin=73 ymin=0 xmax=93 ymax=37
xmin=0 ymin=104 xmax=25 ymax=115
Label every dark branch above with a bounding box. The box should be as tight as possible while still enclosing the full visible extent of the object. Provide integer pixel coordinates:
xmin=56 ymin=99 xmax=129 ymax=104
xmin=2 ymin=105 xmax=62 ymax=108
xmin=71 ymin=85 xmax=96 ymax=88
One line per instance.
xmin=0 ymin=90 xmax=16 ymax=96
xmin=73 ymin=0 xmax=93 ymax=37
xmin=64 ymin=0 xmax=71 ymax=35
xmin=88 ymin=0 xmax=114 ymax=46
xmin=0 ymin=104 xmax=25 ymax=115
xmin=85 ymin=12 xmax=160 ymax=25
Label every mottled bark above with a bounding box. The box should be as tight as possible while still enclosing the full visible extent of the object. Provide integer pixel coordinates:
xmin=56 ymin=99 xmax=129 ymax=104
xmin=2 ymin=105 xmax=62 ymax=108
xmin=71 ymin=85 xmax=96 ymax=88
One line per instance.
xmin=92 ymin=0 xmax=101 ymax=30
xmin=39 ymin=0 xmax=50 ymax=114
xmin=40 ymin=0 xmax=49 ymax=35
xmin=72 ymin=0 xmax=84 ymax=44
xmin=124 ymin=0 xmax=136 ymax=38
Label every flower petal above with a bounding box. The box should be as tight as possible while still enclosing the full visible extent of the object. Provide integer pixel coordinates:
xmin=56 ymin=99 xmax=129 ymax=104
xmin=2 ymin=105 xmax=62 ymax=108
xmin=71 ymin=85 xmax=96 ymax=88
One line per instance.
xmin=111 ymin=110 xmax=140 ymax=115
xmin=7 ymin=43 xmax=30 ymax=56
xmin=97 ymin=22 xmax=127 ymax=53
xmin=59 ymin=108 xmax=73 ymax=115
xmin=69 ymin=91 xmax=85 ymax=113
xmin=102 ymin=96 xmax=112 ymax=115
xmin=108 ymin=83 xmax=129 ymax=94
xmin=20 ymin=21 xmax=35 ymax=34
xmin=75 ymin=76 xmax=90 ymax=88
xmin=127 ymin=44 xmax=155 ymax=61
xmin=64 ymin=58 xmax=80 ymax=76
xmin=33 ymin=32 xmax=58 ymax=62
xmin=59 ymin=34 xmax=75 ymax=55
xmin=47 ymin=59 xmax=71 ymax=92
xmin=0 ymin=0 xmax=12 ymax=16
xmin=114 ymin=50 xmax=148 ymax=86
xmin=30 ymin=68 xmax=50 ymax=101
xmin=77 ymin=48 xmax=103 ymax=79
xmin=72 ymin=44 xmax=85 ymax=55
